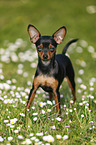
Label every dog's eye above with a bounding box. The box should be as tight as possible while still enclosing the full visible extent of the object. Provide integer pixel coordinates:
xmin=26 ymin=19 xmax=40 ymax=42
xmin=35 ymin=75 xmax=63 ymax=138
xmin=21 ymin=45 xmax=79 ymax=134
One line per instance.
xmin=50 ymin=46 xmax=55 ymax=52
xmin=37 ymin=46 xmax=42 ymax=52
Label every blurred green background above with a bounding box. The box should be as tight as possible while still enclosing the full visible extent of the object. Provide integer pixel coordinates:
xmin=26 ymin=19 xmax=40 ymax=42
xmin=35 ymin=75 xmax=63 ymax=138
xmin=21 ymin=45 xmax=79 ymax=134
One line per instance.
xmin=0 ymin=0 xmax=96 ymax=47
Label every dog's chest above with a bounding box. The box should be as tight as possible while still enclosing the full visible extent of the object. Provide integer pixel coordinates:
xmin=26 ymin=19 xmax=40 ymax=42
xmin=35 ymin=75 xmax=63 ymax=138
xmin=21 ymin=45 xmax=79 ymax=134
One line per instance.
xmin=34 ymin=75 xmax=58 ymax=91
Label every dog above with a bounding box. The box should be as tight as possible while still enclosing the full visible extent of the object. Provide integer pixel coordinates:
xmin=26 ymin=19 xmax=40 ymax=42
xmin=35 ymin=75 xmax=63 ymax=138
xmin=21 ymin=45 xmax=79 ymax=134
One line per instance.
xmin=26 ymin=24 xmax=78 ymax=114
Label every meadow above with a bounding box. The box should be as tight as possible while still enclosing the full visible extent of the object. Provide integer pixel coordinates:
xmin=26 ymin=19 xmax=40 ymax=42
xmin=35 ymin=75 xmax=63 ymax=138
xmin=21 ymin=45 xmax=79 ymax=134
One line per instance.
xmin=0 ymin=0 xmax=96 ymax=144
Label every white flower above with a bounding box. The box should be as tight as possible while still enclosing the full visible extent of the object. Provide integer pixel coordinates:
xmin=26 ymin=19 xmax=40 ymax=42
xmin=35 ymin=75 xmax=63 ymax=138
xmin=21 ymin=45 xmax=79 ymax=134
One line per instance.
xmin=86 ymin=5 xmax=96 ymax=14
xmin=56 ymin=117 xmax=61 ymax=121
xmin=90 ymin=95 xmax=94 ymax=99
xmin=8 ymin=136 xmax=13 ymax=141
xmin=14 ymin=130 xmax=19 ymax=133
xmin=47 ymin=109 xmax=51 ymax=112
xmin=0 ymin=96 xmax=4 ymax=101
xmin=4 ymin=99 xmax=13 ymax=104
xmin=0 ymin=136 xmax=3 ymax=142
xmin=80 ymin=40 xmax=88 ymax=47
xmin=4 ymin=120 xmax=9 ymax=123
xmin=33 ymin=113 xmax=38 ymax=116
xmin=10 ymin=118 xmax=18 ymax=124
xmin=20 ymin=113 xmax=25 ymax=117
xmin=64 ymin=104 xmax=66 ymax=107
xmin=42 ymin=109 xmax=45 ymax=114
xmin=18 ymin=135 xmax=24 ymax=139
xmin=76 ymin=46 xmax=83 ymax=53
xmin=39 ymin=102 xmax=46 ymax=108
xmin=77 ymin=77 xmax=82 ymax=83
xmin=47 ymin=100 xmax=52 ymax=105
xmin=10 ymin=125 xmax=15 ymax=128
xmin=22 ymin=139 xmax=32 ymax=144
xmin=70 ymin=100 xmax=73 ymax=104
xmin=43 ymin=135 xmax=54 ymax=142
xmin=35 ymin=138 xmax=39 ymax=142
xmin=17 ymin=69 xmax=23 ymax=75
xmin=32 ymin=106 xmax=35 ymax=109
xmin=78 ymin=69 xmax=84 ymax=75
xmin=81 ymin=114 xmax=84 ymax=118
xmin=51 ymin=125 xmax=56 ymax=129
xmin=79 ymin=102 xmax=83 ymax=106
xmin=90 ymin=87 xmax=94 ymax=91
xmin=80 ymin=84 xmax=87 ymax=90
xmin=74 ymin=108 xmax=76 ymax=111
xmin=36 ymin=132 xmax=43 ymax=136
xmin=30 ymin=63 xmax=37 ymax=68
xmin=23 ymin=72 xmax=28 ymax=77
xmin=88 ymin=46 xmax=95 ymax=53
xmin=56 ymin=135 xmax=62 ymax=139
xmin=29 ymin=133 xmax=34 ymax=137
xmin=66 ymin=112 xmax=68 ymax=115
xmin=69 ymin=109 xmax=73 ymax=112
xmin=30 ymin=137 xmax=36 ymax=140
xmin=63 ymin=135 xmax=68 ymax=140
xmin=89 ymin=126 xmax=93 ymax=130
xmin=12 ymin=78 xmax=17 ymax=83
xmin=18 ymin=64 xmax=23 ymax=69
xmin=33 ymin=117 xmax=37 ymax=121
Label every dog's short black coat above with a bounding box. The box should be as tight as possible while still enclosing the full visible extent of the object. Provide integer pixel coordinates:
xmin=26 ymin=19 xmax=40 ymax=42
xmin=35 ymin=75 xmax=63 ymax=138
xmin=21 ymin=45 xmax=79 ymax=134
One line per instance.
xmin=26 ymin=24 xmax=78 ymax=114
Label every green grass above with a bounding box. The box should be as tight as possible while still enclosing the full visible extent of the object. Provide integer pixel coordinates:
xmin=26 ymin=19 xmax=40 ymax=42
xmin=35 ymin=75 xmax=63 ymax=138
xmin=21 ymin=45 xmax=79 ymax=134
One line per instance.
xmin=0 ymin=0 xmax=96 ymax=144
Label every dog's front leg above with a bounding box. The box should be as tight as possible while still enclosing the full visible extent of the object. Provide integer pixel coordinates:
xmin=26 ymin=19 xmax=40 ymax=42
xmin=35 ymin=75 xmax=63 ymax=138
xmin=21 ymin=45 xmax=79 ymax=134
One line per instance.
xmin=53 ymin=90 xmax=61 ymax=115
xmin=26 ymin=76 xmax=40 ymax=109
xmin=26 ymin=85 xmax=36 ymax=109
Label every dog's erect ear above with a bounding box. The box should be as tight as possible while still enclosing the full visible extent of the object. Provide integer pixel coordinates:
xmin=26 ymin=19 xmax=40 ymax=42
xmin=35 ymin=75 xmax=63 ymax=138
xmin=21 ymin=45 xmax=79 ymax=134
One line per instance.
xmin=28 ymin=24 xmax=41 ymax=43
xmin=52 ymin=26 xmax=67 ymax=44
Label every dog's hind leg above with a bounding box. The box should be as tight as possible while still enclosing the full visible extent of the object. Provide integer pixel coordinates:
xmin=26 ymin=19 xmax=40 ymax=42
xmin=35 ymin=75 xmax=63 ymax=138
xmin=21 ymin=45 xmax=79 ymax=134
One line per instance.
xmin=67 ymin=76 xmax=76 ymax=102
xmin=49 ymin=92 xmax=53 ymax=100
xmin=66 ymin=64 xmax=76 ymax=102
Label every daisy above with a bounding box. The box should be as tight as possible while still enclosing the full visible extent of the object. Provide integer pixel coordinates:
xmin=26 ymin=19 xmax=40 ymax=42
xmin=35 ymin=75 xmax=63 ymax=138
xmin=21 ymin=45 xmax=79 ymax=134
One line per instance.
xmin=56 ymin=135 xmax=62 ymax=139
xmin=10 ymin=118 xmax=18 ymax=124
xmin=43 ymin=135 xmax=54 ymax=143
xmin=18 ymin=135 xmax=24 ymax=139
xmin=42 ymin=109 xmax=45 ymax=114
xmin=33 ymin=113 xmax=38 ymax=116
xmin=39 ymin=102 xmax=46 ymax=108
xmin=47 ymin=109 xmax=51 ymax=112
xmin=63 ymin=135 xmax=68 ymax=140
xmin=36 ymin=132 xmax=43 ymax=136
xmin=14 ymin=130 xmax=19 ymax=133
xmin=0 ymin=136 xmax=3 ymax=142
xmin=8 ymin=136 xmax=13 ymax=141
xmin=33 ymin=117 xmax=37 ymax=121
xmin=47 ymin=100 xmax=52 ymax=105
xmin=56 ymin=117 xmax=61 ymax=121
xmin=20 ymin=113 xmax=25 ymax=117
xmin=51 ymin=125 xmax=56 ymax=129
xmin=81 ymin=114 xmax=84 ymax=118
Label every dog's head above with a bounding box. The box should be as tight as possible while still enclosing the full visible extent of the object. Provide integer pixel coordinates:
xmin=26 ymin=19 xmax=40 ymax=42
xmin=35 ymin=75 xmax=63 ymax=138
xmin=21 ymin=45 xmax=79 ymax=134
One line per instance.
xmin=28 ymin=24 xmax=67 ymax=62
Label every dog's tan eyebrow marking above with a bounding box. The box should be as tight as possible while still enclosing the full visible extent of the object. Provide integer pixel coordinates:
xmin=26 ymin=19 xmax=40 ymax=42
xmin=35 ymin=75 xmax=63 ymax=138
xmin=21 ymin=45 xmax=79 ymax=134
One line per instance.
xmin=40 ymin=44 xmax=43 ymax=48
xmin=49 ymin=44 xmax=53 ymax=49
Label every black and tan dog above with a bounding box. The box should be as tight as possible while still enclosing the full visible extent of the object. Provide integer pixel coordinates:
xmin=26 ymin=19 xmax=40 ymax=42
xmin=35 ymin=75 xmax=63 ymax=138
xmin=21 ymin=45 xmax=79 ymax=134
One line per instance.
xmin=26 ymin=24 xmax=78 ymax=114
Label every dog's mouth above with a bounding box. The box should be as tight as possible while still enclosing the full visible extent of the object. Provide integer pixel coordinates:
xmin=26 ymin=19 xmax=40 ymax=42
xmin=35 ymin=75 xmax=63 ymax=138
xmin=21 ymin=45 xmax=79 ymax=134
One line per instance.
xmin=42 ymin=59 xmax=51 ymax=65
xmin=42 ymin=59 xmax=50 ymax=62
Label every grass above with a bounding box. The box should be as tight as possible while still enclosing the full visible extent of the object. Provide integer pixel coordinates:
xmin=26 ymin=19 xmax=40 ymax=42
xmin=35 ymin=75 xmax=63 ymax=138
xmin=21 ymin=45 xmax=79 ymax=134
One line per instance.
xmin=0 ymin=0 xmax=96 ymax=144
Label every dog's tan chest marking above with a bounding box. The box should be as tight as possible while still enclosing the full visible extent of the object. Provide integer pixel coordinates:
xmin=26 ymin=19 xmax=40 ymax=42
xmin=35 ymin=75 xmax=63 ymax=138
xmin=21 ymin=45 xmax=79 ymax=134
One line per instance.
xmin=34 ymin=75 xmax=58 ymax=90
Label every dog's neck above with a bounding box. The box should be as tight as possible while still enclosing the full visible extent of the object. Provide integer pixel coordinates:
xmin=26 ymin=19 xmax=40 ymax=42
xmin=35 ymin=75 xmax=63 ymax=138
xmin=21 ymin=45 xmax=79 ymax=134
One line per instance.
xmin=38 ymin=55 xmax=56 ymax=74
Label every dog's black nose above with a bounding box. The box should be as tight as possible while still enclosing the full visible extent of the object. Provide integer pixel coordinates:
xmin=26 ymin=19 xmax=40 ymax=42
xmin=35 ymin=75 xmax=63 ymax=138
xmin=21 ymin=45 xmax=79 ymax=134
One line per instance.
xmin=43 ymin=54 xmax=48 ymax=59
